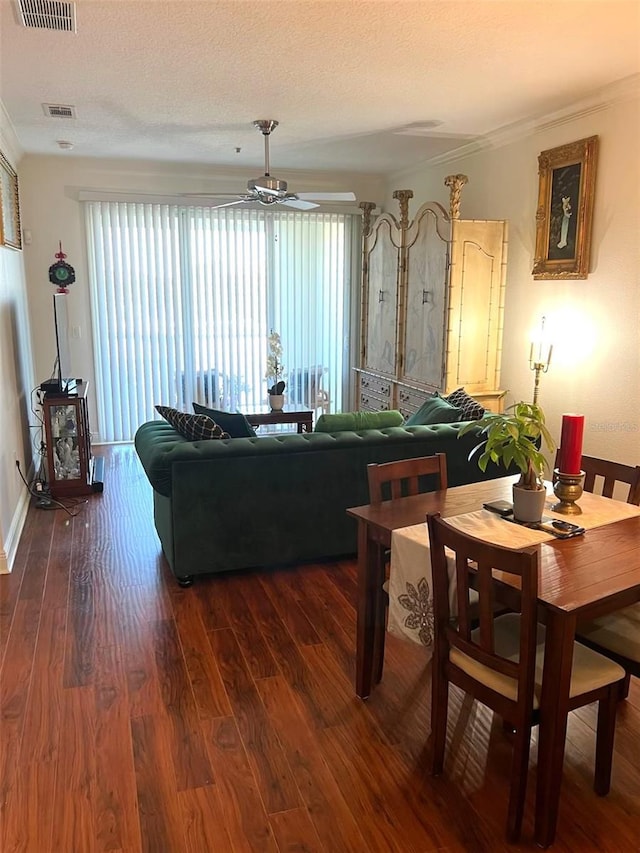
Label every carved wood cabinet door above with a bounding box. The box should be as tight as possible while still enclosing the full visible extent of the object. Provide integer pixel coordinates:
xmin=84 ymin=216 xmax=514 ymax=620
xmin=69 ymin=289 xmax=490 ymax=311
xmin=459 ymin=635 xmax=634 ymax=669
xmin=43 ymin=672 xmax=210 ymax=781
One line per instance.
xmin=400 ymin=203 xmax=449 ymax=389
xmin=363 ymin=215 xmax=400 ymax=377
xmin=446 ymin=219 xmax=507 ymax=395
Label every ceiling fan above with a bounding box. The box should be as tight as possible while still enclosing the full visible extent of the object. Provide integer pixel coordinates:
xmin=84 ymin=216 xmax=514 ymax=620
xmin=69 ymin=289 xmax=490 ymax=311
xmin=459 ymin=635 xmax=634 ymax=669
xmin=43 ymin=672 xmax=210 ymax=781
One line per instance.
xmin=188 ymin=120 xmax=356 ymax=210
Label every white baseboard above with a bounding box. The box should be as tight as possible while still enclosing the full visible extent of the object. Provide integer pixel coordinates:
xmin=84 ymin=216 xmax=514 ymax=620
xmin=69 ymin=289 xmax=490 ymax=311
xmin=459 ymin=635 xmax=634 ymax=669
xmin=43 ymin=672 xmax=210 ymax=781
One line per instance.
xmin=1 ymin=486 xmax=30 ymax=574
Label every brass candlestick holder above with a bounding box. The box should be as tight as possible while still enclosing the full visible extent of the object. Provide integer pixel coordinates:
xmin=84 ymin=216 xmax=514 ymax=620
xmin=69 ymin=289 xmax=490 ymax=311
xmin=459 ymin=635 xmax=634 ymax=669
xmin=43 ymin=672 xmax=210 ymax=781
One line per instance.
xmin=551 ymin=469 xmax=585 ymax=515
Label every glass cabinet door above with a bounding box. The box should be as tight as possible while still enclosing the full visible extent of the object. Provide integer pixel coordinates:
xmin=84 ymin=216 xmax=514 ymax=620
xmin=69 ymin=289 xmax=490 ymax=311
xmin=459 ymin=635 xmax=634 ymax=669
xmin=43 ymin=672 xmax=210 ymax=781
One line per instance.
xmin=48 ymin=402 xmax=83 ymax=482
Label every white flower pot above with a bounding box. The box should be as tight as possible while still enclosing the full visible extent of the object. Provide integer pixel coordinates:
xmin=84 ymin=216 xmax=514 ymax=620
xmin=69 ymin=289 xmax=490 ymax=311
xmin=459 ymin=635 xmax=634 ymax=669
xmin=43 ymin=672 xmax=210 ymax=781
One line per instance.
xmin=512 ymin=484 xmax=546 ymax=523
xmin=269 ymin=394 xmax=285 ymax=411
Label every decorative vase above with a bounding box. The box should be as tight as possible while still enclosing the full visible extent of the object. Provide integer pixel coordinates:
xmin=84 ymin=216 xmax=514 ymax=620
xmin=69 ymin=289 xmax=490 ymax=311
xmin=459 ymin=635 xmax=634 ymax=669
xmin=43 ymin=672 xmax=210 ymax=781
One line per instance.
xmin=512 ymin=484 xmax=547 ymax=524
xmin=269 ymin=394 xmax=285 ymax=411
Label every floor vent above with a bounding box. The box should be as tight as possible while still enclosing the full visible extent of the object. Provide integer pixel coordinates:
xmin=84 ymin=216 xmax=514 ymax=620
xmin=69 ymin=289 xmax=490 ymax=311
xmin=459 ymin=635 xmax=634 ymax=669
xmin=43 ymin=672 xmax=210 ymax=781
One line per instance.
xmin=42 ymin=103 xmax=77 ymax=119
xmin=16 ymin=0 xmax=76 ymax=32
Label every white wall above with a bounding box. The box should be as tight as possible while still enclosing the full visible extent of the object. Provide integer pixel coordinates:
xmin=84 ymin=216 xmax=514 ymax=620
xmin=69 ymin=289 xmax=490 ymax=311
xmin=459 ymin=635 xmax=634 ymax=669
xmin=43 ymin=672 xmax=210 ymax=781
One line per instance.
xmin=18 ymin=155 xmax=385 ymax=441
xmin=0 ymin=107 xmax=34 ymax=572
xmin=385 ymin=85 xmax=640 ymax=467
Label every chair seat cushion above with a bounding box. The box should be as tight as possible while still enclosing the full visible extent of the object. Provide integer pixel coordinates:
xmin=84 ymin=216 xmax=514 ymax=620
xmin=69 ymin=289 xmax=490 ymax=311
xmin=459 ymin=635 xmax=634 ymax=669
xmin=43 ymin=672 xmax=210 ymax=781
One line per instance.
xmin=577 ymin=604 xmax=640 ymax=663
xmin=450 ymin=613 xmax=625 ymax=706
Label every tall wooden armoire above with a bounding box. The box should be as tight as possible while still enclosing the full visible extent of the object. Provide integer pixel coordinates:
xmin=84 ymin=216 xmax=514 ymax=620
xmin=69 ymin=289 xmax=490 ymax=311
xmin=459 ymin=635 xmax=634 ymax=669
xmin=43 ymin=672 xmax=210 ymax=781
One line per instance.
xmin=356 ymin=177 xmax=508 ymax=419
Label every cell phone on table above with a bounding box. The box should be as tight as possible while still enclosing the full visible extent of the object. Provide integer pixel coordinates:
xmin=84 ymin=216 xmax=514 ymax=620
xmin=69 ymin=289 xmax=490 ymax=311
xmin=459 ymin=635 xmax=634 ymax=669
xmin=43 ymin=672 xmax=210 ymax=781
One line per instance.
xmin=483 ymin=500 xmax=514 ymax=517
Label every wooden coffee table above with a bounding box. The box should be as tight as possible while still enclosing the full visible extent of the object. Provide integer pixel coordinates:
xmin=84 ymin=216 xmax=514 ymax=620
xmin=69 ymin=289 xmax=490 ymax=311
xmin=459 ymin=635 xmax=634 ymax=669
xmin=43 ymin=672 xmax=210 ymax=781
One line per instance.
xmin=245 ymin=407 xmax=313 ymax=433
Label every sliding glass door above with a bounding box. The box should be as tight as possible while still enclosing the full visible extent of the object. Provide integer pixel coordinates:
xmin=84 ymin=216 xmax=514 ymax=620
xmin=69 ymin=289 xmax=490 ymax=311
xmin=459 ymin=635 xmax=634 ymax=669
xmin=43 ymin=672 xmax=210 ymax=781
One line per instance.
xmin=86 ymin=201 xmax=360 ymax=442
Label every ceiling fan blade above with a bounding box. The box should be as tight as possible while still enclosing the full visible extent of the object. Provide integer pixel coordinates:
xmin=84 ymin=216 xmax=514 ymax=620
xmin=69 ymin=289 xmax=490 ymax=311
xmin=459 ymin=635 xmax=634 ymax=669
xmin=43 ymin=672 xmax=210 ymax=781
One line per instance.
xmin=281 ymin=199 xmax=319 ymax=211
xmin=203 ymin=199 xmax=248 ymax=210
xmin=183 ymin=192 xmax=246 ymax=199
xmin=296 ymin=192 xmax=357 ymax=202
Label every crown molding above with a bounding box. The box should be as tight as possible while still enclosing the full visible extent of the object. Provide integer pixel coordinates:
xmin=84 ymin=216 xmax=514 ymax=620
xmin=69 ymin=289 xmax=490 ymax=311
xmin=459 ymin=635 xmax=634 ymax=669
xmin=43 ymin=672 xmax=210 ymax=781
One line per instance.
xmin=392 ymin=73 xmax=640 ymax=176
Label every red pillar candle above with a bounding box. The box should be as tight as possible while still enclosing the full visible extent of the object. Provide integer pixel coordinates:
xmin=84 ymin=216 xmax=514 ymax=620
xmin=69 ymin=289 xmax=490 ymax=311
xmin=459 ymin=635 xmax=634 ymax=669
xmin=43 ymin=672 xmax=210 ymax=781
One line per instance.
xmin=558 ymin=414 xmax=585 ymax=474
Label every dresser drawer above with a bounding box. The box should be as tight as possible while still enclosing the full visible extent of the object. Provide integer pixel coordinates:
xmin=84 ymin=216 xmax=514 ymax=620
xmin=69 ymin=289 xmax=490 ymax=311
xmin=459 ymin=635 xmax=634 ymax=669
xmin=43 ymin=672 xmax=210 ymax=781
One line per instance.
xmin=359 ymin=392 xmax=391 ymax=413
xmin=359 ymin=373 xmax=392 ymax=399
xmin=397 ymin=384 xmax=434 ymax=414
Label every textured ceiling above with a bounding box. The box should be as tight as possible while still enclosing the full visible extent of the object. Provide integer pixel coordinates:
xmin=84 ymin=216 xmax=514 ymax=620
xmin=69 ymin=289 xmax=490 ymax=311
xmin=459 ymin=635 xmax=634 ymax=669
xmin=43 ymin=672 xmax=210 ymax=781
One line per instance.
xmin=1 ymin=0 xmax=639 ymax=174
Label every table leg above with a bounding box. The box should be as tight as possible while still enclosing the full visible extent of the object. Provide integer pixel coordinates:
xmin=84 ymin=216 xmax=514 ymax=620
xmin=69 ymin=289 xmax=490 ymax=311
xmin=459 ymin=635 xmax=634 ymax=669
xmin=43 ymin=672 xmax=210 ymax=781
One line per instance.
xmin=534 ymin=610 xmax=576 ymax=848
xmin=356 ymin=519 xmax=384 ymax=698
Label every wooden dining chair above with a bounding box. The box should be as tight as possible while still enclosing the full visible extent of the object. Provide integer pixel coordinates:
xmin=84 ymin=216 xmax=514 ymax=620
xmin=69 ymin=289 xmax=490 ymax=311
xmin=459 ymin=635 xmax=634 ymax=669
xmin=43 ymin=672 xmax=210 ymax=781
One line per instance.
xmin=366 ymin=453 xmax=448 ymax=684
xmin=566 ymin=454 xmax=640 ymax=698
xmin=367 ymin=452 xmax=448 ymax=504
xmin=427 ymin=512 xmax=625 ymax=843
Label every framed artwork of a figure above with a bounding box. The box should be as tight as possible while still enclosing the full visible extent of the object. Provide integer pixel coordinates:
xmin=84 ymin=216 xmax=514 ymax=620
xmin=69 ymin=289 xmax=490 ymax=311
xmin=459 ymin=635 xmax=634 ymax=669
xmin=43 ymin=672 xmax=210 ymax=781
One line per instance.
xmin=532 ymin=136 xmax=598 ymax=280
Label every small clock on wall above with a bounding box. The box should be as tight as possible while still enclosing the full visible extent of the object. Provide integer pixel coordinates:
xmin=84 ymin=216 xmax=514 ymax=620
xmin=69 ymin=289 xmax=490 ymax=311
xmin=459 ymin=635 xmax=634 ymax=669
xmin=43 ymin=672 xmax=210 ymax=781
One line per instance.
xmin=48 ymin=242 xmax=75 ymax=292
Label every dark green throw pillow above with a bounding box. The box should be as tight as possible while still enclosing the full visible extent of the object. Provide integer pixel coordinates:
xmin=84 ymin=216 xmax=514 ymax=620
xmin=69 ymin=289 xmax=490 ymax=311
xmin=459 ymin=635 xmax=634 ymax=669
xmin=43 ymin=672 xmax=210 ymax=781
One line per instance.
xmin=404 ymin=394 xmax=462 ymax=426
xmin=155 ymin=405 xmax=230 ymax=440
xmin=315 ymin=410 xmax=404 ymax=433
xmin=193 ymin=403 xmax=257 ymax=438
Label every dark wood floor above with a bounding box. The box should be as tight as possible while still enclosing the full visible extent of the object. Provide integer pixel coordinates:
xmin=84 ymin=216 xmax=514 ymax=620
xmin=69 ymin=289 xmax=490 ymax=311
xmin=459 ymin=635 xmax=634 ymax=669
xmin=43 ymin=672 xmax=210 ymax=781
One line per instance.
xmin=1 ymin=445 xmax=639 ymax=852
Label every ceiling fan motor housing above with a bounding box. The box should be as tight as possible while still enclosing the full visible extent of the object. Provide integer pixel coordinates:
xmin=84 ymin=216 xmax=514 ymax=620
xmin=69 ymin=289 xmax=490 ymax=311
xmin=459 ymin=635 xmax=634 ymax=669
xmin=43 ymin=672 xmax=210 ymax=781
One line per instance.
xmin=248 ymin=175 xmax=289 ymax=197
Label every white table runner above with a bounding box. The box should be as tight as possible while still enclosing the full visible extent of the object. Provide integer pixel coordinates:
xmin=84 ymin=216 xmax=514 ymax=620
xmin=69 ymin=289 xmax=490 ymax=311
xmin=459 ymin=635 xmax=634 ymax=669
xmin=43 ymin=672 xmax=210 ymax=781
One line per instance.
xmin=387 ymin=489 xmax=640 ymax=648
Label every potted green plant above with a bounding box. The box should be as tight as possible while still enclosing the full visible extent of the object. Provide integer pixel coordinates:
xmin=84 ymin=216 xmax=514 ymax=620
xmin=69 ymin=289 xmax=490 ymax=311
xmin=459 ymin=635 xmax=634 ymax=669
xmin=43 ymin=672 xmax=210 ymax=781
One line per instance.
xmin=459 ymin=401 xmax=555 ymax=523
xmin=266 ymin=330 xmax=286 ymax=411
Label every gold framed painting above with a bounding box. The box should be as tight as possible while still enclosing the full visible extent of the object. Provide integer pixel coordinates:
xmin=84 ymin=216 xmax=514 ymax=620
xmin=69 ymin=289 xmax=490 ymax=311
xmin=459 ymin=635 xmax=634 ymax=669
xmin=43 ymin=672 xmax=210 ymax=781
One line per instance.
xmin=0 ymin=150 xmax=22 ymax=250
xmin=532 ymin=135 xmax=598 ymax=280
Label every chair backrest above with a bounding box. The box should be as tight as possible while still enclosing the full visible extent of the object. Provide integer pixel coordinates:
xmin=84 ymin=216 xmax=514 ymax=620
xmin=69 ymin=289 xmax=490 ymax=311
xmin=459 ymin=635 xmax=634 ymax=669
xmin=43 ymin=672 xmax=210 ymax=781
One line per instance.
xmin=427 ymin=512 xmax=539 ymax=716
xmin=554 ymin=451 xmax=640 ymax=505
xmin=367 ymin=453 xmax=448 ymax=504
xmin=288 ymin=366 xmax=330 ymax=414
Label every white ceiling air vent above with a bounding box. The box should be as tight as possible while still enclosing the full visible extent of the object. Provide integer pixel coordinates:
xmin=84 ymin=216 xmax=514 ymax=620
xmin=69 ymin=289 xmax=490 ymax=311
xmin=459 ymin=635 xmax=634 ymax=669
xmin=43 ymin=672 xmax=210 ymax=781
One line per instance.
xmin=16 ymin=0 xmax=76 ymax=32
xmin=43 ymin=103 xmax=76 ymax=119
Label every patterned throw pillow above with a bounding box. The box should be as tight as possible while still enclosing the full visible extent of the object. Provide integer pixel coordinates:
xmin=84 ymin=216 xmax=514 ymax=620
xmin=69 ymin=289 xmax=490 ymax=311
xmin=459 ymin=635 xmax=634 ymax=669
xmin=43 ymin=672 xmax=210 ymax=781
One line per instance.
xmin=443 ymin=388 xmax=485 ymax=422
xmin=155 ymin=405 xmax=230 ymax=440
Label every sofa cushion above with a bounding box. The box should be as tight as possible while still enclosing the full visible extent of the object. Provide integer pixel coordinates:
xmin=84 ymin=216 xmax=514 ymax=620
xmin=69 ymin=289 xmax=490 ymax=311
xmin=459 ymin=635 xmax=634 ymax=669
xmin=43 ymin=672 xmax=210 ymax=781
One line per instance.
xmin=192 ymin=402 xmax=257 ymax=438
xmin=315 ymin=409 xmax=404 ymax=433
xmin=443 ymin=388 xmax=485 ymax=421
xmin=155 ymin=405 xmax=230 ymax=440
xmin=405 ymin=394 xmax=462 ymax=426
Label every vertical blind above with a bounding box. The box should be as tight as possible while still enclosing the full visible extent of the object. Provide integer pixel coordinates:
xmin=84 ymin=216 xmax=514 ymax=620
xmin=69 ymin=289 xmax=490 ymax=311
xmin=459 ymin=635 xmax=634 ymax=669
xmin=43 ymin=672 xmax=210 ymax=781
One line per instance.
xmin=85 ymin=201 xmax=360 ymax=442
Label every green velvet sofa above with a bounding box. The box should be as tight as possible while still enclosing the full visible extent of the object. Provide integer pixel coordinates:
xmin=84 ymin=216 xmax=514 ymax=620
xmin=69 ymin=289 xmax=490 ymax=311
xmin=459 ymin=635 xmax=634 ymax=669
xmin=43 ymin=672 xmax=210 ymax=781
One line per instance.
xmin=134 ymin=420 xmax=506 ymax=586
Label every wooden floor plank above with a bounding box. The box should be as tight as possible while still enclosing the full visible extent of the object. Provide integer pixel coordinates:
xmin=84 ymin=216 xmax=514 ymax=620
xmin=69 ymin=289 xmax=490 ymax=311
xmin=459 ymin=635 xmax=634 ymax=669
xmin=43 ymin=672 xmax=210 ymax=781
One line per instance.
xmin=204 ymin=715 xmax=280 ymax=853
xmin=151 ymin=618 xmax=215 ymax=790
xmin=0 ymin=444 xmax=638 ymax=851
xmin=94 ymin=643 xmax=142 ymax=853
xmin=171 ymin=589 xmax=232 ymax=720
xmin=256 ymin=674 xmax=370 ymax=853
xmin=131 ymin=713 xmax=187 ymax=853
xmin=50 ymin=685 xmax=97 ymax=853
xmin=208 ymin=627 xmax=301 ymax=814
xmin=269 ymin=806 xmax=325 ymax=853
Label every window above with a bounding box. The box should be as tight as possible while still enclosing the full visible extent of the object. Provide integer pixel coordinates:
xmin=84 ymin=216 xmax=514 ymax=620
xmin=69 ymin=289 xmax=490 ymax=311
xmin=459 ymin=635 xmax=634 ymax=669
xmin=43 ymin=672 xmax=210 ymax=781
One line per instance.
xmin=85 ymin=201 xmax=360 ymax=442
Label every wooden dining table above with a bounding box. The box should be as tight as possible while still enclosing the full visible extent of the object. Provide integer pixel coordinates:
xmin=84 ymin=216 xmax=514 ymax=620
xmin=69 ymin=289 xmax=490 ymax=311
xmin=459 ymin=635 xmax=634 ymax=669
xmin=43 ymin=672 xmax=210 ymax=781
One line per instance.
xmin=347 ymin=475 xmax=640 ymax=848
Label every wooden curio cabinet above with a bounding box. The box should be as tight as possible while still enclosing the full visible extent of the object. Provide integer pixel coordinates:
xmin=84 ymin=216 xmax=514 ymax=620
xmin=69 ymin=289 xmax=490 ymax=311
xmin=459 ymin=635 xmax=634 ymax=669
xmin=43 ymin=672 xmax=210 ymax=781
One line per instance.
xmin=356 ymin=179 xmax=508 ymax=419
xmin=43 ymin=381 xmax=101 ymax=498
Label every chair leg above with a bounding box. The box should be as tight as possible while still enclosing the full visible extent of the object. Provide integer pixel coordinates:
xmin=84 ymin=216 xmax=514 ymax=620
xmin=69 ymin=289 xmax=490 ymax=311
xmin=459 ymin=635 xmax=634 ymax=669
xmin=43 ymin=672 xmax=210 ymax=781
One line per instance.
xmin=618 ymin=672 xmax=631 ymax=701
xmin=429 ymin=656 xmax=449 ymax=775
xmin=371 ymin=546 xmax=387 ymax=684
xmin=372 ymin=599 xmax=386 ymax=684
xmin=594 ymin=684 xmax=619 ymax=796
xmin=506 ymin=723 xmax=532 ymax=842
